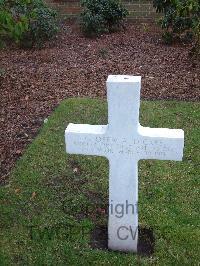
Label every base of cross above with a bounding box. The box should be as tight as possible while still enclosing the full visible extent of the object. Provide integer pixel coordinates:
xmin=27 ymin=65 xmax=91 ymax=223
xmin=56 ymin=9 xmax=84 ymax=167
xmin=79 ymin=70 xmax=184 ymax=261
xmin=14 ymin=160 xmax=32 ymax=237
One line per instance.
xmin=65 ymin=75 xmax=184 ymax=253
xmin=91 ymin=224 xmax=155 ymax=255
xmin=108 ymin=224 xmax=138 ymax=252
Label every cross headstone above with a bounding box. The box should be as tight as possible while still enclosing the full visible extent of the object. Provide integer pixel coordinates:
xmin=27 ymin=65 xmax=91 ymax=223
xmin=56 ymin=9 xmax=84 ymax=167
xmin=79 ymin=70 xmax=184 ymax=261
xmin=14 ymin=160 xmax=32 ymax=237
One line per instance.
xmin=65 ymin=75 xmax=184 ymax=252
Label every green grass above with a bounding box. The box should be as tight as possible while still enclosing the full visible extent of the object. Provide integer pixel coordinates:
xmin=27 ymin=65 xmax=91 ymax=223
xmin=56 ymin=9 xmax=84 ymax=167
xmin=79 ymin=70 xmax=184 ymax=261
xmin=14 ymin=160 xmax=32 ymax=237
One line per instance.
xmin=0 ymin=99 xmax=199 ymax=265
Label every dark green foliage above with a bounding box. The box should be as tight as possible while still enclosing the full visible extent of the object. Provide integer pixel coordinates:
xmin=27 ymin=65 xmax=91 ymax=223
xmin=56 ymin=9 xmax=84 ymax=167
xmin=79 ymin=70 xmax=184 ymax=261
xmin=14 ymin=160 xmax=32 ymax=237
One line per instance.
xmin=162 ymin=31 xmax=173 ymax=45
xmin=0 ymin=0 xmax=58 ymax=48
xmin=153 ymin=0 xmax=200 ymax=55
xmin=80 ymin=0 xmax=128 ymax=37
xmin=0 ymin=1 xmax=29 ymax=45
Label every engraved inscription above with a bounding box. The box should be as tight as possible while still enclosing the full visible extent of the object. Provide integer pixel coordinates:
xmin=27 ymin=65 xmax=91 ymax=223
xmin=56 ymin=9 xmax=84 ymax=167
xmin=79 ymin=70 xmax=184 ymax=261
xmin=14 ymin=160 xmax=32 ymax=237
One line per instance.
xmin=72 ymin=135 xmax=175 ymax=158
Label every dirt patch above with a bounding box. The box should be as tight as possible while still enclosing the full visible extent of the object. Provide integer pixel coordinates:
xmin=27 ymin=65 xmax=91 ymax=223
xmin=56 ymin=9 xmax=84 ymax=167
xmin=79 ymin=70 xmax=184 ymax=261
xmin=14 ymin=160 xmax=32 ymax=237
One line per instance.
xmin=90 ymin=225 xmax=155 ymax=256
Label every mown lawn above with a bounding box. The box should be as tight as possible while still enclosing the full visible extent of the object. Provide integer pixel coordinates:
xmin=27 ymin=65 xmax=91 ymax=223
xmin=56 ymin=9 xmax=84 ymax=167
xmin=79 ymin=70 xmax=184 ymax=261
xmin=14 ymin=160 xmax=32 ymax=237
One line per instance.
xmin=0 ymin=99 xmax=199 ymax=265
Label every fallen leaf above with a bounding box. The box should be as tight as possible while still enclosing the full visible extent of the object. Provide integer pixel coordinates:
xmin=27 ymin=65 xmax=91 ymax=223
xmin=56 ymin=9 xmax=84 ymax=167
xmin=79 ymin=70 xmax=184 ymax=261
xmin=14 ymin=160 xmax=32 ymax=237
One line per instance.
xmin=97 ymin=208 xmax=106 ymax=214
xmin=31 ymin=192 xmax=36 ymax=199
xmin=15 ymin=188 xmax=21 ymax=194
xmin=73 ymin=167 xmax=78 ymax=173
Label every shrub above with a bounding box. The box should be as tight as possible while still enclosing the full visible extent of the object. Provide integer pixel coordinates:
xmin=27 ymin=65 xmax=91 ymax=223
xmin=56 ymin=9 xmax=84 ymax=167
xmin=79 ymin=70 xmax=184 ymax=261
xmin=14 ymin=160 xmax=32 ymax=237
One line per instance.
xmin=0 ymin=1 xmax=29 ymax=45
xmin=0 ymin=0 xmax=58 ymax=48
xmin=80 ymin=0 xmax=128 ymax=37
xmin=153 ymin=0 xmax=200 ymax=55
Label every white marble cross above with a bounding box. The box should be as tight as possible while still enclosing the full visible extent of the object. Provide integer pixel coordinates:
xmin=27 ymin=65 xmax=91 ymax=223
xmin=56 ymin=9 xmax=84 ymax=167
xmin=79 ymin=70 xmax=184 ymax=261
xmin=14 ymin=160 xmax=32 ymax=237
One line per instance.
xmin=65 ymin=75 xmax=184 ymax=252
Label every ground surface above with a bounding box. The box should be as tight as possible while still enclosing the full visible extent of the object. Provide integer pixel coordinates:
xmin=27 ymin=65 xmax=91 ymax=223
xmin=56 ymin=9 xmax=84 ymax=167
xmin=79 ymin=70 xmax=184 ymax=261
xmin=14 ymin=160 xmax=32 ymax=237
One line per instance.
xmin=0 ymin=99 xmax=199 ymax=264
xmin=0 ymin=22 xmax=199 ymax=183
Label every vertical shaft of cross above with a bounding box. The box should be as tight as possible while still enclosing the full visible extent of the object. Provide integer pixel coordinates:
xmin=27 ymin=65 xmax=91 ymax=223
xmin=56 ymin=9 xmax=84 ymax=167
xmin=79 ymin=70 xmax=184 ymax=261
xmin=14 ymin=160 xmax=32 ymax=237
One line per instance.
xmin=107 ymin=75 xmax=141 ymax=134
xmin=108 ymin=158 xmax=138 ymax=252
xmin=106 ymin=76 xmax=141 ymax=252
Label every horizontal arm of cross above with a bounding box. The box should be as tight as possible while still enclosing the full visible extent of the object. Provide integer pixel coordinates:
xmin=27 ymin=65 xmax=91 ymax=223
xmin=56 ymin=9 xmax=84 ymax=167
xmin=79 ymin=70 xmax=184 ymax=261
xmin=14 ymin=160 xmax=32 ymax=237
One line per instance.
xmin=137 ymin=125 xmax=184 ymax=161
xmin=65 ymin=123 xmax=108 ymax=157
